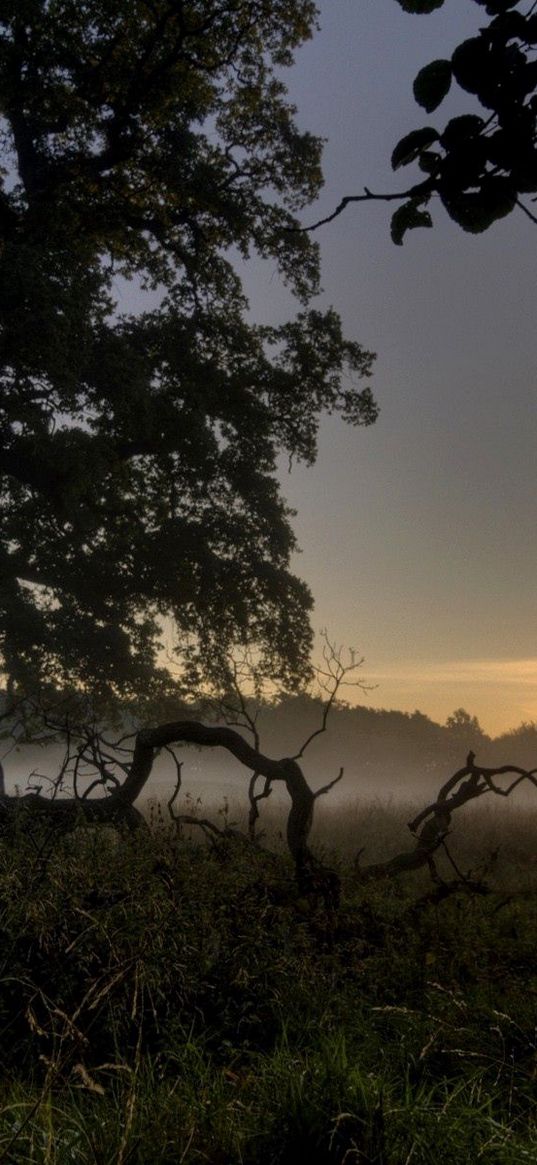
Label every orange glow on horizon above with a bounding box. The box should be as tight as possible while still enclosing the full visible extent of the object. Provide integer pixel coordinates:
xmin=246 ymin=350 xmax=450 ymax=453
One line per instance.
xmin=351 ymin=657 xmax=537 ymax=737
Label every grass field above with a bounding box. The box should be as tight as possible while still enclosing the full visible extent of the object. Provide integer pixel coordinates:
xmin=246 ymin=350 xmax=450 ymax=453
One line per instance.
xmin=0 ymin=796 xmax=536 ymax=1163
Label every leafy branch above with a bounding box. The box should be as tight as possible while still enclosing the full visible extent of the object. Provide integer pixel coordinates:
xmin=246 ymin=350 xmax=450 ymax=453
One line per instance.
xmin=301 ymin=0 xmax=537 ymax=242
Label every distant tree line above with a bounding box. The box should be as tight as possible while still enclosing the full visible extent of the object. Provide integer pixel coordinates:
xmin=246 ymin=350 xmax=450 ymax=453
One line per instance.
xmin=235 ymin=696 xmax=537 ymax=791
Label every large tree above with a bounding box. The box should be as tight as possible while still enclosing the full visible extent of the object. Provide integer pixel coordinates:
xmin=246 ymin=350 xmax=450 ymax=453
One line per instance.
xmin=0 ymin=1 xmax=377 ymax=707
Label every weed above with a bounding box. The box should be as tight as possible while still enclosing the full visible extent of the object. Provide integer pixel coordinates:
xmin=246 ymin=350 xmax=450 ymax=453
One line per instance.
xmin=0 ymin=800 xmax=536 ymax=1162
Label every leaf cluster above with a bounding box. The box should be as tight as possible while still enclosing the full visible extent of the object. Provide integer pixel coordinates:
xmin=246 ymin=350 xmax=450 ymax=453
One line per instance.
xmin=391 ymin=0 xmax=537 ymax=240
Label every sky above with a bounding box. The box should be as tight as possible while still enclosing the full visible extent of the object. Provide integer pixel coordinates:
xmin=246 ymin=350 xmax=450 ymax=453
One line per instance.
xmin=236 ymin=0 xmax=537 ymax=737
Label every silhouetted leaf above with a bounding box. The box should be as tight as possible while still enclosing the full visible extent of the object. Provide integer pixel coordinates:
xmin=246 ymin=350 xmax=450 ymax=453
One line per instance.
xmin=418 ymin=150 xmax=441 ymax=174
xmin=396 ymin=0 xmax=445 ymax=11
xmin=413 ymin=59 xmax=452 ymax=112
xmin=485 ymin=128 xmax=511 ymax=169
xmin=388 ymin=0 xmax=537 ymax=238
xmin=479 ymin=0 xmax=519 ymax=13
xmin=440 ymin=114 xmax=485 ymax=150
xmin=512 ymin=147 xmax=537 ymax=193
xmin=526 ymin=14 xmax=537 ymax=44
xmin=391 ymin=127 xmax=439 ymax=170
xmin=390 ymin=199 xmax=433 ymax=245
xmin=489 ymin=10 xmax=528 ymax=41
xmin=484 ymin=115 xmax=536 ymax=177
xmin=451 ymin=37 xmax=497 ymax=105
xmin=441 ymin=177 xmax=516 ymax=232
xmin=517 ymin=59 xmax=537 ymax=98
xmin=439 ymin=143 xmax=488 ymax=192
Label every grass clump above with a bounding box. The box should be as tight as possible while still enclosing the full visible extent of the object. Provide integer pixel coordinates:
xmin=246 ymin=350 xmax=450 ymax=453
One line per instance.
xmin=0 ymin=800 xmax=537 ymax=1162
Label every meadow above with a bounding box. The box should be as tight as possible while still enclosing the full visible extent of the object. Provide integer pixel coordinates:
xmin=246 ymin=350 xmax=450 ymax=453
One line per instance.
xmin=0 ymin=796 xmax=536 ymax=1164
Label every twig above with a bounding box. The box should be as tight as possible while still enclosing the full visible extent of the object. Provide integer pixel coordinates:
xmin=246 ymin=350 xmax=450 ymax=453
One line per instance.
xmin=297 ymin=182 xmax=433 ymax=232
xmin=516 ymin=197 xmax=537 ymax=225
xmin=165 ymin=748 xmax=183 ymax=822
xmin=314 ymin=767 xmax=344 ymax=800
xmin=292 ymin=631 xmax=371 ymax=760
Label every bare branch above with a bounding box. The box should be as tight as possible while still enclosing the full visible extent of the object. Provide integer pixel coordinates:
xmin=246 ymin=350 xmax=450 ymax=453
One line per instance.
xmin=409 ymin=762 xmax=537 ymax=836
xmin=357 ymin=757 xmax=537 ymax=883
xmin=210 ymin=649 xmax=263 ymax=750
xmin=516 ymin=198 xmax=537 ymax=226
xmin=169 ymin=814 xmax=227 ymax=845
xmin=165 ymin=747 xmax=184 ymax=824
xmin=292 ymin=631 xmax=371 ymax=761
xmin=297 ymin=182 xmax=433 ymax=232
xmin=3 ymin=692 xmax=535 ymax=914
xmin=247 ymin=771 xmax=272 ymax=841
xmin=314 ymin=767 xmax=344 ymax=800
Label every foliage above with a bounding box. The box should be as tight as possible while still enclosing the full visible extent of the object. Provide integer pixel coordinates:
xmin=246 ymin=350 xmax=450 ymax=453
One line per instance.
xmin=494 ymin=720 xmax=537 ymax=769
xmin=445 ymin=706 xmax=486 ymax=746
xmin=0 ymin=1 xmax=377 ymax=706
xmin=307 ymin=1 xmax=537 ymax=241
xmin=391 ymin=0 xmax=537 ymax=240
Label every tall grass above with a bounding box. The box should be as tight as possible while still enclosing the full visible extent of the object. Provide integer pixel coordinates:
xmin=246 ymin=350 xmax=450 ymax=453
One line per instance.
xmin=153 ymin=792 xmax=537 ymax=882
xmin=1 ymin=797 xmax=536 ymax=1162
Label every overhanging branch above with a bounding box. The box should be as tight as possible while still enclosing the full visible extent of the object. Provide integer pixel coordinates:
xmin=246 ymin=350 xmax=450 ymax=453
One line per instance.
xmin=298 ymin=181 xmax=434 ymax=232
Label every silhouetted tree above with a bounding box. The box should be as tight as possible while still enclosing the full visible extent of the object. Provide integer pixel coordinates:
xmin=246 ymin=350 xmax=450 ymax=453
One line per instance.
xmin=445 ymin=707 xmax=487 ymax=750
xmin=0 ymin=1 xmax=377 ymax=707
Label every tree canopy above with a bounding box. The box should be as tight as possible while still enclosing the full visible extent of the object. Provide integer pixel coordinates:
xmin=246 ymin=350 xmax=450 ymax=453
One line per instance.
xmin=308 ymin=0 xmax=537 ymax=242
xmin=0 ymin=1 xmax=377 ymax=707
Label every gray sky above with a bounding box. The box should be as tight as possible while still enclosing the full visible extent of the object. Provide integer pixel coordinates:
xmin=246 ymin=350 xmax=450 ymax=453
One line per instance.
xmin=243 ymin=0 xmax=537 ymax=734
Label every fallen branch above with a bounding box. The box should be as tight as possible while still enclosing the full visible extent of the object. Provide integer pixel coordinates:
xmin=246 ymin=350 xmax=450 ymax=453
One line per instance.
xmin=1 ymin=704 xmax=535 ymax=909
xmin=356 ymin=757 xmax=537 ymax=882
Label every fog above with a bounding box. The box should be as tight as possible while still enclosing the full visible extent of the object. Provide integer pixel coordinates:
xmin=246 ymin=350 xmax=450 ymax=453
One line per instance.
xmin=3 ymin=700 xmax=536 ymax=813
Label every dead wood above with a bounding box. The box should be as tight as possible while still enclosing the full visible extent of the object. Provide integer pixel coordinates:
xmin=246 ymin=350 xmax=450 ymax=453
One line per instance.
xmin=1 ymin=697 xmax=535 ymax=909
xmin=356 ymin=758 xmax=537 ymax=882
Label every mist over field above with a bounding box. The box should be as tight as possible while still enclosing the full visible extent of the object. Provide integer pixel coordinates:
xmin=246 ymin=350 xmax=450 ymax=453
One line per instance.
xmin=3 ymin=697 xmax=537 ymax=810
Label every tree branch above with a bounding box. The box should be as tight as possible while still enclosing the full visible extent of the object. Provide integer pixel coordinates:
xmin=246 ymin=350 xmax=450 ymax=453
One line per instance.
xmin=247 ymin=771 xmax=272 ymax=841
xmin=516 ymin=198 xmax=537 ymax=226
xmin=357 ymin=758 xmax=537 ymax=883
xmin=314 ymin=767 xmax=344 ymax=800
xmin=292 ymin=631 xmax=371 ymax=761
xmin=298 ymin=182 xmax=434 ymax=232
xmin=2 ymin=701 xmax=535 ymax=911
